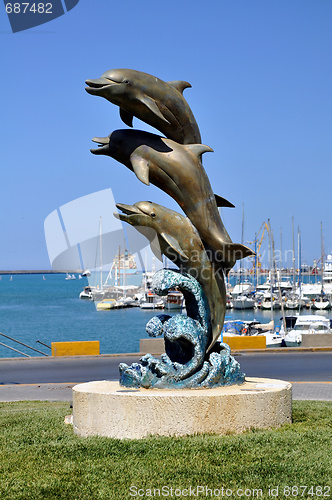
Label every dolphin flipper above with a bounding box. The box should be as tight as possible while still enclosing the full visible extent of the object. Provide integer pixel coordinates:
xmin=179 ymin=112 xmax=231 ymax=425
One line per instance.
xmin=120 ymin=108 xmax=133 ymax=127
xmin=215 ymin=194 xmax=235 ymax=208
xmin=130 ymin=154 xmax=150 ymax=186
xmin=167 ymin=81 xmax=192 ymax=94
xmin=138 ymin=95 xmax=171 ymax=124
xmin=160 ymin=232 xmax=189 ymax=260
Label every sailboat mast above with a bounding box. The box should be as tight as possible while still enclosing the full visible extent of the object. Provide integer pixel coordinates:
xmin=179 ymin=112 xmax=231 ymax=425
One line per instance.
xmin=123 ymin=244 xmax=127 ymax=297
xmin=118 ymin=246 xmax=121 ymax=294
xmin=280 ymin=226 xmax=282 ymax=271
xmin=99 ymin=216 xmax=103 ymax=289
xmin=297 ymin=228 xmax=302 ymax=293
xmin=267 ymin=219 xmax=273 ymax=318
xmin=240 ymin=203 xmax=244 ymax=287
xmin=292 ymin=216 xmax=296 ymax=289
xmin=254 ymin=233 xmax=257 ymax=294
xmin=272 ymin=225 xmax=286 ymax=332
xmin=321 ymin=222 xmax=324 ymax=295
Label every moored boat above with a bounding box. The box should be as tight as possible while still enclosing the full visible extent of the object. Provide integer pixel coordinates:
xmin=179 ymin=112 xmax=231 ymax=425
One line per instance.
xmin=311 ymin=295 xmax=332 ymax=310
xmin=166 ymin=290 xmax=184 ymax=310
xmin=232 ymin=294 xmax=255 ymax=310
xmin=140 ymin=292 xmax=165 ymax=310
xmin=284 ymin=314 xmax=332 ymax=347
xmin=96 ymin=298 xmax=117 ymax=310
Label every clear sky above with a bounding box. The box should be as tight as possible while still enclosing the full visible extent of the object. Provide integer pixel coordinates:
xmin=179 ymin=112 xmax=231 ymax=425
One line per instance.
xmin=1 ymin=0 xmax=332 ymax=270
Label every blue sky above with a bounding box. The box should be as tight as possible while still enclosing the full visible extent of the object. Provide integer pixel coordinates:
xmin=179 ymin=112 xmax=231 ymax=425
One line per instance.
xmin=1 ymin=0 xmax=332 ymax=270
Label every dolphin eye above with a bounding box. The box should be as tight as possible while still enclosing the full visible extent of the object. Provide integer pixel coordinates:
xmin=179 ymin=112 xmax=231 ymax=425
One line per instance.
xmin=123 ymin=79 xmax=129 ymax=84
xmin=151 ymin=213 xmax=156 ymax=218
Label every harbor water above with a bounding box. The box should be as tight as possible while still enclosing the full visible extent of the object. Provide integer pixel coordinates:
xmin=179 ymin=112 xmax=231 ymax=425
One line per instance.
xmin=0 ymin=272 xmax=331 ymax=358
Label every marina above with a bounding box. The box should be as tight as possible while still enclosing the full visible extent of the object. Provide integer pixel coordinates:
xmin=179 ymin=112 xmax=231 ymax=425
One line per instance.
xmin=1 ymin=267 xmax=332 ymax=358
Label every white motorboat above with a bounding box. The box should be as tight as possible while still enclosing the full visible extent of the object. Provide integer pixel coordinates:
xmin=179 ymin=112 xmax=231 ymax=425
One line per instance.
xmin=284 ymin=314 xmax=332 ymax=347
xmin=260 ymin=332 xmax=285 ymax=348
xmin=232 ymin=294 xmax=255 ymax=310
xmin=81 ymin=269 xmax=91 ymax=277
xmin=231 ymin=280 xmax=254 ymax=298
xmin=251 ymin=320 xmax=285 ymax=348
xmin=140 ymin=292 xmax=165 ymax=309
xmin=79 ymin=286 xmax=93 ymax=300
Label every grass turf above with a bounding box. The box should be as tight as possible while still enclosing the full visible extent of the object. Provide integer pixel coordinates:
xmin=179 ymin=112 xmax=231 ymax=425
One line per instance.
xmin=0 ymin=400 xmax=331 ymax=499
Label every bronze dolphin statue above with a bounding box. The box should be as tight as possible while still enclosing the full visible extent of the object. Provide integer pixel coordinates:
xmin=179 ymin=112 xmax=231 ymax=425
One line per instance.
xmin=85 ymin=68 xmax=201 ymax=145
xmin=115 ymin=201 xmax=226 ymax=351
xmin=92 ymin=129 xmax=254 ymax=271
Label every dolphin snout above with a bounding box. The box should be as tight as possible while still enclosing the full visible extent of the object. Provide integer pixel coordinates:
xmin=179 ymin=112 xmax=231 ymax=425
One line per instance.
xmin=85 ymin=77 xmax=110 ymax=88
xmin=90 ymin=136 xmax=110 ymax=155
xmin=116 ymin=203 xmax=142 ymax=216
xmin=114 ymin=203 xmax=143 ymax=223
xmin=85 ymin=77 xmax=122 ymax=95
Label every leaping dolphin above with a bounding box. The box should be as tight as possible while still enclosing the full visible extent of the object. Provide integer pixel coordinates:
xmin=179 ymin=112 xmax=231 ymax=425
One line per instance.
xmin=85 ymin=68 xmax=201 ymax=145
xmin=92 ymin=129 xmax=254 ymax=271
xmin=115 ymin=201 xmax=227 ymax=351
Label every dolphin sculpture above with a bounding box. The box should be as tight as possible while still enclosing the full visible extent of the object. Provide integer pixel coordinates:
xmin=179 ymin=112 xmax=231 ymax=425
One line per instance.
xmin=115 ymin=201 xmax=227 ymax=352
xmin=92 ymin=129 xmax=254 ymax=271
xmin=85 ymin=68 xmax=201 ymax=145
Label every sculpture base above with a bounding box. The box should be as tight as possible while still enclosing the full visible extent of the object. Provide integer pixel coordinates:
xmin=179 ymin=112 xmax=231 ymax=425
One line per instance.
xmin=72 ymin=378 xmax=292 ymax=439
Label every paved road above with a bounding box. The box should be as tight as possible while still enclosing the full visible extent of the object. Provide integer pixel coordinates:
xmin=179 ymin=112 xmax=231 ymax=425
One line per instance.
xmin=0 ymin=351 xmax=331 ymax=401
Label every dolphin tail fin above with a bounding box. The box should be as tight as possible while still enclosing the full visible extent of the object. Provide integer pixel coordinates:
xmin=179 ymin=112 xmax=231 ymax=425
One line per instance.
xmin=222 ymin=243 xmax=255 ymax=262
xmin=212 ymin=243 xmax=255 ymax=270
xmin=120 ymin=108 xmax=134 ymax=127
xmin=167 ymin=81 xmax=192 ymax=94
xmin=231 ymin=243 xmax=256 ymax=260
xmin=215 ymin=194 xmax=235 ymax=208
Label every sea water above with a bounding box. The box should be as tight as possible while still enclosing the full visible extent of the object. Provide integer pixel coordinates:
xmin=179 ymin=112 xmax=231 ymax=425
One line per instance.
xmin=0 ymin=273 xmax=330 ymax=358
xmin=0 ymin=273 xmax=159 ymax=358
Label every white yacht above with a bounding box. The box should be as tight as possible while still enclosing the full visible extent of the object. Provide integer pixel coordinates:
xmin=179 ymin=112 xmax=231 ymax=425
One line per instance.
xmin=260 ymin=293 xmax=281 ymax=310
xmin=284 ymin=315 xmax=331 ymax=347
xmin=232 ymin=294 xmax=255 ymax=310
xmin=231 ymin=280 xmax=254 ymax=298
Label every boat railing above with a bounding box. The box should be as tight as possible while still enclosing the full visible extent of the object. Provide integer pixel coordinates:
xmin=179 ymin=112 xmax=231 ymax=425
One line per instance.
xmin=0 ymin=332 xmax=50 ymax=357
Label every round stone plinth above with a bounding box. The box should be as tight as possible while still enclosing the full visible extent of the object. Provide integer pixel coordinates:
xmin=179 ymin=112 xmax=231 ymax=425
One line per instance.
xmin=72 ymin=378 xmax=292 ymax=439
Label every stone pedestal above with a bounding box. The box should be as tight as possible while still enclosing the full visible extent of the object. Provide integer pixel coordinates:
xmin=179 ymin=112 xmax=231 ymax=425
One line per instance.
xmin=72 ymin=378 xmax=292 ymax=439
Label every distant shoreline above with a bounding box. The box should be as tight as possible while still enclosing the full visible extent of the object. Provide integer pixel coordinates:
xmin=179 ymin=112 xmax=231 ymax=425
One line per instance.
xmin=0 ymin=270 xmax=81 ymax=275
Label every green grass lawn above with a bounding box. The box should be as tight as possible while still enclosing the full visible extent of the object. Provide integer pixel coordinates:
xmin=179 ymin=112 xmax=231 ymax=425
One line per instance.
xmin=0 ymin=401 xmax=331 ymax=499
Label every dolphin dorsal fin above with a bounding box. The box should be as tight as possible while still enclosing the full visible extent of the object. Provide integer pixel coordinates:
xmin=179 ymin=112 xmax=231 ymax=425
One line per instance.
xmin=185 ymin=144 xmax=214 ymax=157
xmin=215 ymin=194 xmax=235 ymax=208
xmin=130 ymin=154 xmax=150 ymax=186
xmin=138 ymin=95 xmax=171 ymax=124
xmin=120 ymin=108 xmax=133 ymax=127
xmin=167 ymin=81 xmax=192 ymax=94
xmin=160 ymin=232 xmax=189 ymax=260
